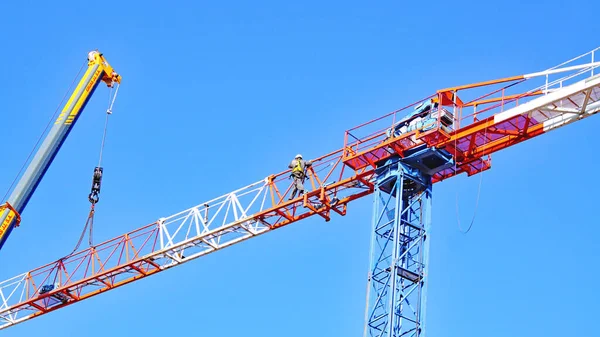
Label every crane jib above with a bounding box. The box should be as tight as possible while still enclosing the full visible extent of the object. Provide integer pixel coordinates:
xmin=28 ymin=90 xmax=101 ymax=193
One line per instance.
xmin=0 ymin=47 xmax=599 ymax=332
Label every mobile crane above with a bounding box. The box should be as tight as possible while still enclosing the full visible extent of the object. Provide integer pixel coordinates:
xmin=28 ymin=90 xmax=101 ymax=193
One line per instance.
xmin=1 ymin=47 xmax=599 ymax=336
xmin=0 ymin=51 xmax=121 ymax=251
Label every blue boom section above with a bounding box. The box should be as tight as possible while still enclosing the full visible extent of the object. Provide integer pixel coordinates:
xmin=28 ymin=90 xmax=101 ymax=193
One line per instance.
xmin=0 ymin=64 xmax=105 ymax=251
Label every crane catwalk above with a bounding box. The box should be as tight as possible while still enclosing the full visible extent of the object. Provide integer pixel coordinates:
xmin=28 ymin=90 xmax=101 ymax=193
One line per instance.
xmin=1 ymin=48 xmax=599 ymax=335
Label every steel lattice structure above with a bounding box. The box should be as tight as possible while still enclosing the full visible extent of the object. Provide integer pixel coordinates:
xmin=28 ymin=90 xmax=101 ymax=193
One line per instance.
xmin=0 ymin=149 xmax=376 ymax=330
xmin=364 ymin=159 xmax=432 ymax=337
xmin=1 ymin=47 xmax=600 ymax=333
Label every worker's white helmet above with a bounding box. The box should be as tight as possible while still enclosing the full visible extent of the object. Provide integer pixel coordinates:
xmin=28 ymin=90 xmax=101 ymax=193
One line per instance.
xmin=295 ymin=154 xmax=302 ymax=159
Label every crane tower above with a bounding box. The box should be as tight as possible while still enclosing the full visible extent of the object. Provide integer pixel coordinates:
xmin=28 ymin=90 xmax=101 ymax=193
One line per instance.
xmin=0 ymin=47 xmax=599 ymax=336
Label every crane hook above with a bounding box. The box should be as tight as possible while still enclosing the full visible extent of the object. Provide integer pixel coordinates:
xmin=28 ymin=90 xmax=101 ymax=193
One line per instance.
xmin=88 ymin=167 xmax=103 ymax=204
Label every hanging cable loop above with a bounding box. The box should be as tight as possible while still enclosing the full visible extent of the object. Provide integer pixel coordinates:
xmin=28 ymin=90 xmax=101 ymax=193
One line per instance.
xmin=66 ymin=204 xmax=96 ymax=256
xmin=60 ymin=79 xmax=119 ymax=262
xmin=40 ymin=204 xmax=94 ymax=299
xmin=454 ymin=104 xmax=488 ymax=234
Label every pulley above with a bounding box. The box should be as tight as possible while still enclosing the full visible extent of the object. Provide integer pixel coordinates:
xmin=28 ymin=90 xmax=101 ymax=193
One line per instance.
xmin=88 ymin=167 xmax=103 ymax=204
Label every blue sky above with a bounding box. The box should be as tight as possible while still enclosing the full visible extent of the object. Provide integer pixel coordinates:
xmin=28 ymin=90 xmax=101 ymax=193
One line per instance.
xmin=1 ymin=0 xmax=599 ymax=336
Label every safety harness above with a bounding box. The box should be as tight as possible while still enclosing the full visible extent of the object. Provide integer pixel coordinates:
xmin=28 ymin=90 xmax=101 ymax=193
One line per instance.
xmin=292 ymin=160 xmax=303 ymax=174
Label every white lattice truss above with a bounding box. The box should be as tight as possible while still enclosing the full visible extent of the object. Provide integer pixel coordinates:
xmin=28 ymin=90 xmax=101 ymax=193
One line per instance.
xmin=0 ymin=150 xmax=375 ymax=330
xmin=2 ymin=49 xmax=600 ymax=331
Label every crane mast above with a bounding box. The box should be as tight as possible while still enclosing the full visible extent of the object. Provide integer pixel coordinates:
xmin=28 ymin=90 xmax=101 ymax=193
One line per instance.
xmin=0 ymin=51 xmax=121 ymax=251
xmin=0 ymin=47 xmax=599 ymax=334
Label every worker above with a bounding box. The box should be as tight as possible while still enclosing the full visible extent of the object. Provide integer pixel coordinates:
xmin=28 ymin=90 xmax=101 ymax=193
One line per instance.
xmin=288 ymin=154 xmax=312 ymax=200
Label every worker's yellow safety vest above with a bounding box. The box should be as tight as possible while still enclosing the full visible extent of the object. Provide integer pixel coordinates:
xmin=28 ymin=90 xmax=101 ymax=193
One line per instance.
xmin=292 ymin=160 xmax=303 ymax=174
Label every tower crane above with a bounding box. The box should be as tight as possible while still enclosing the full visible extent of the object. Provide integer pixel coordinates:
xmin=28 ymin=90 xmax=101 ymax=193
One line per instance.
xmin=0 ymin=47 xmax=599 ymax=336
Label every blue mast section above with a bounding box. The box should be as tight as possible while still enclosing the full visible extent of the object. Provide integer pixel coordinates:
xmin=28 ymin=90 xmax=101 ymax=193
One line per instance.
xmin=364 ymin=146 xmax=452 ymax=337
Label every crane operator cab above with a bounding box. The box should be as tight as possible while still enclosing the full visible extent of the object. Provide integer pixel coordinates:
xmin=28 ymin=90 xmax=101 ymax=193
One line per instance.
xmin=385 ymin=98 xmax=454 ymax=140
xmin=376 ymin=98 xmax=456 ymax=178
